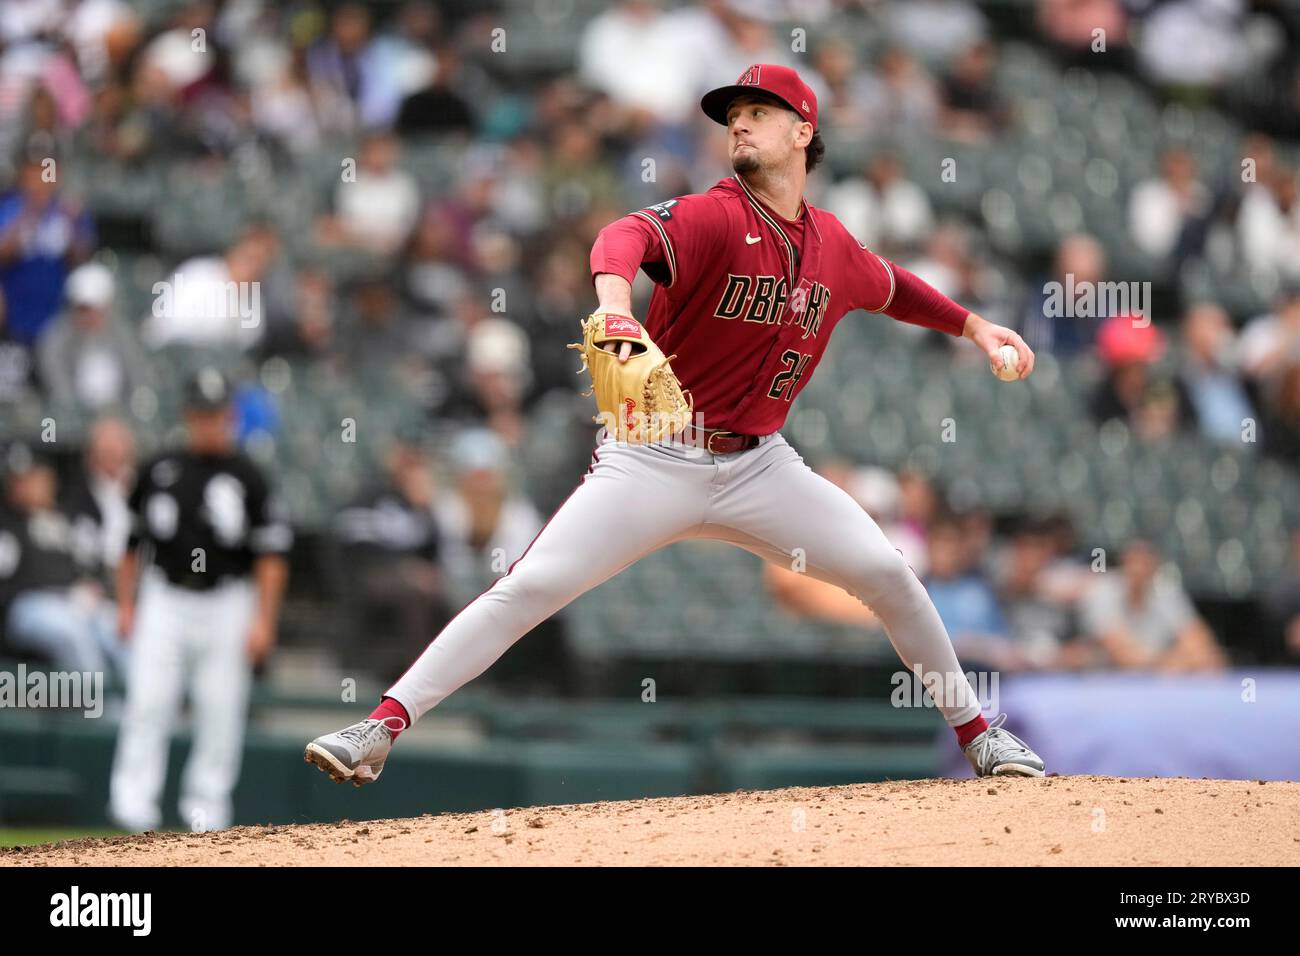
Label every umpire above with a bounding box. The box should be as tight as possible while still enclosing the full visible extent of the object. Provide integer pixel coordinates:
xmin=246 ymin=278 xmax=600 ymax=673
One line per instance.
xmin=109 ymin=368 xmax=291 ymax=832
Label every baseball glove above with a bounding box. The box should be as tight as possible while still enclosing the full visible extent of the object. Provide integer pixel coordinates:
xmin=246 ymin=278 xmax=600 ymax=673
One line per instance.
xmin=568 ymin=311 xmax=693 ymax=443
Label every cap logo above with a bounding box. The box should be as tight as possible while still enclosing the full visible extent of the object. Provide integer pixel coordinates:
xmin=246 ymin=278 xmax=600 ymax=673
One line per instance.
xmin=738 ymin=65 xmax=760 ymax=86
xmin=802 ymin=100 xmax=810 ymax=112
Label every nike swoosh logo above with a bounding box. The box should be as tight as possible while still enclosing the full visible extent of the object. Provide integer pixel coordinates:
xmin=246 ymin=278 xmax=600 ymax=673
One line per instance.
xmin=745 ymin=233 xmax=761 ymax=244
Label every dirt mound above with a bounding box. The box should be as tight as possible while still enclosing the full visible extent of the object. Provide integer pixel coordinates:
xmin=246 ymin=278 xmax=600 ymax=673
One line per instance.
xmin=4 ymin=775 xmax=1297 ymax=866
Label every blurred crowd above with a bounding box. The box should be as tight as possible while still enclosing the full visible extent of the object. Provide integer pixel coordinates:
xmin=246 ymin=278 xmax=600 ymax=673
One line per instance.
xmin=763 ymin=462 xmax=1294 ymax=671
xmin=1 ymin=0 xmax=1299 ymax=683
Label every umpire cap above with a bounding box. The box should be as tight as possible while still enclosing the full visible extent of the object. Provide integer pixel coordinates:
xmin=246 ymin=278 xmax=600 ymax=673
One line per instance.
xmin=184 ymin=367 xmax=233 ymax=410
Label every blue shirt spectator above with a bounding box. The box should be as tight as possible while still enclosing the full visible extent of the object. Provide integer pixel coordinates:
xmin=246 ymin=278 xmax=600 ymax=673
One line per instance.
xmin=0 ymin=158 xmax=96 ymax=346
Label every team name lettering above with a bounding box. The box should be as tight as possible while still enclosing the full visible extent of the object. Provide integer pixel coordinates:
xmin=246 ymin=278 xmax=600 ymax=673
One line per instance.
xmin=796 ymin=281 xmax=831 ymax=341
xmin=714 ymin=274 xmax=830 ymax=339
xmin=715 ymin=274 xmax=789 ymax=325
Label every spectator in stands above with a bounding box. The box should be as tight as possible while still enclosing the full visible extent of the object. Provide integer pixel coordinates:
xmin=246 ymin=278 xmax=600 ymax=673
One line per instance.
xmin=823 ymin=151 xmax=935 ymax=255
xmin=60 ymin=416 xmax=137 ymax=572
xmin=305 ymin=2 xmax=384 ymax=133
xmin=1037 ymin=0 xmax=1130 ymax=67
xmin=492 ymin=135 xmax=548 ymax=236
xmin=580 ymin=0 xmax=787 ymax=134
xmin=887 ymin=0 xmax=988 ymax=65
xmin=1260 ymin=361 xmax=1300 ymax=467
xmin=527 ymin=241 xmax=593 ymax=396
xmin=1262 ymin=528 xmax=1300 ymax=663
xmin=1133 ymin=0 xmax=1248 ymax=92
xmin=333 ymin=434 xmax=445 ymax=682
xmin=1176 ymin=302 xmax=1255 ymax=447
xmin=144 ymin=223 xmax=277 ymax=350
xmin=923 ymin=514 xmax=1032 ymax=671
xmin=1238 ymin=281 xmax=1300 ymax=384
xmin=402 ymin=204 xmax=471 ymax=322
xmin=1090 ymin=314 xmax=1195 ymax=440
xmin=317 ymin=129 xmax=420 ymax=256
xmin=135 ymin=2 xmax=218 ymax=98
xmin=1237 ymin=164 xmax=1300 ymax=282
xmin=250 ymin=47 xmax=324 ymax=158
xmin=1227 ymin=14 xmax=1300 ymax=141
xmin=435 ymin=428 xmax=543 ymax=611
xmin=996 ymin=522 xmax=1087 ymax=669
xmin=938 ymin=40 xmax=1008 ymax=143
xmin=1128 ymin=146 xmax=1212 ymax=267
xmin=857 ymin=46 xmax=940 ymax=136
xmin=541 ymin=119 xmax=620 ymax=223
xmin=0 ymin=287 xmax=35 ymax=403
xmin=370 ymin=0 xmax=442 ymax=130
xmin=259 ymin=267 xmax=336 ymax=361
xmin=0 ymin=151 xmax=96 ymax=346
xmin=1079 ymin=538 xmax=1226 ymax=671
xmin=37 ymin=260 xmax=150 ymax=413
xmin=0 ymin=442 xmax=123 ymax=674
xmin=396 ymin=43 xmax=477 ymax=137
xmin=1029 ymin=513 xmax=1099 ymax=620
xmin=903 ymin=221 xmax=1011 ymax=347
xmin=444 ymin=318 xmax=532 ymax=448
xmin=63 ymin=0 xmax=142 ymax=89
xmin=807 ymin=37 xmax=875 ymax=132
xmin=1020 ymin=233 xmax=1109 ymax=356
xmin=336 ymin=274 xmax=419 ymax=374
xmin=436 ymin=427 xmax=565 ymax=691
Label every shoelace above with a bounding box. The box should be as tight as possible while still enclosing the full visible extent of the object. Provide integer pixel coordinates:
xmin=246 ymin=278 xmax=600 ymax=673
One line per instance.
xmin=968 ymin=714 xmax=1032 ymax=765
xmin=338 ymin=720 xmax=385 ymax=751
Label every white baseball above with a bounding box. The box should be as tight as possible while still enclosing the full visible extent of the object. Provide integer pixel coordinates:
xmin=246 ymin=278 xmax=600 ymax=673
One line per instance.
xmin=993 ymin=344 xmax=1020 ymax=382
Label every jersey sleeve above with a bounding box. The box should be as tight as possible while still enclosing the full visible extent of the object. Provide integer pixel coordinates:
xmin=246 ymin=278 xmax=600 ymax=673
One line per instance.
xmin=591 ymin=193 xmax=730 ymax=292
xmin=844 ymin=238 xmax=970 ymax=336
xmin=125 ymin=463 xmax=151 ymax=550
xmin=246 ymin=467 xmax=294 ymax=556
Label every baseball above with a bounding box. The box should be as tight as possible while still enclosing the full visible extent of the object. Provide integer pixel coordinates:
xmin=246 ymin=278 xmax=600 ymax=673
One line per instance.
xmin=993 ymin=344 xmax=1021 ymax=382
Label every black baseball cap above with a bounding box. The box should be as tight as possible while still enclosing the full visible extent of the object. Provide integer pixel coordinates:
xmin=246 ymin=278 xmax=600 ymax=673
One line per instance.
xmin=3 ymin=441 xmax=52 ymax=478
xmin=184 ymin=367 xmax=233 ymax=410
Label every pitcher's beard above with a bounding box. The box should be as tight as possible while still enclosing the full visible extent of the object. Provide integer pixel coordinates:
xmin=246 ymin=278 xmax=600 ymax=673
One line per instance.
xmin=732 ymin=151 xmax=761 ymax=174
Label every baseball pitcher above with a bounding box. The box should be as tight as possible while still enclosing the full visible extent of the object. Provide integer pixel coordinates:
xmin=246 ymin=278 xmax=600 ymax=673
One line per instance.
xmin=110 ymin=368 xmax=291 ymax=832
xmin=306 ymin=64 xmax=1045 ymax=786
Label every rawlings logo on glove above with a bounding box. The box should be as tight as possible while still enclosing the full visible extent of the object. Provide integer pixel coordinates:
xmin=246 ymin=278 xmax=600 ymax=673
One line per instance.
xmin=568 ymin=311 xmax=693 ymax=443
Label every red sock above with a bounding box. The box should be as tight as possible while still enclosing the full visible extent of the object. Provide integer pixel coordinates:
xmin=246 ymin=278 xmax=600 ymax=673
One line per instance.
xmin=368 ymin=697 xmax=411 ymax=740
xmin=954 ymin=714 xmax=988 ymax=749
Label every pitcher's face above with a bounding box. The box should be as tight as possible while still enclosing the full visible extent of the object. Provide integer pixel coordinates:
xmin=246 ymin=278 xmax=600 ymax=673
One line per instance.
xmin=726 ymin=95 xmax=808 ymax=176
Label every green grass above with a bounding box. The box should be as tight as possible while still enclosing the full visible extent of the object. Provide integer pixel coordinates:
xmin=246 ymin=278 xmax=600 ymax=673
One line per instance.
xmin=0 ymin=827 xmax=124 ymax=848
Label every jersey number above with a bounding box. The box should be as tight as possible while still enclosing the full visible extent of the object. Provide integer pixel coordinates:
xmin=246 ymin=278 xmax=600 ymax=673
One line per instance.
xmin=768 ymin=350 xmax=812 ymax=402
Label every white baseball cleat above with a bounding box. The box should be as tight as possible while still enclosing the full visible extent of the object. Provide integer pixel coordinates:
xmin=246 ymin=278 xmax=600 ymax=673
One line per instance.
xmin=304 ymin=717 xmax=404 ymax=787
xmin=963 ymin=713 xmax=1046 ymax=777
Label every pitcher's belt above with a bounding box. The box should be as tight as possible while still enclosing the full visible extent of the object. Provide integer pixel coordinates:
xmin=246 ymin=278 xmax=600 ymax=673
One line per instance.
xmin=677 ymin=424 xmax=760 ymax=454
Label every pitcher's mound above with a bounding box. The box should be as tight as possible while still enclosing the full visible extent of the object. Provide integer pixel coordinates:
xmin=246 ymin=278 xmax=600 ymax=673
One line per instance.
xmin=5 ymin=775 xmax=1297 ymax=866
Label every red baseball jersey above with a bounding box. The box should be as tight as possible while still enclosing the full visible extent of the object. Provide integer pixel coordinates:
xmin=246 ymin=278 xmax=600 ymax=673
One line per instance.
xmin=591 ymin=174 xmax=970 ymax=435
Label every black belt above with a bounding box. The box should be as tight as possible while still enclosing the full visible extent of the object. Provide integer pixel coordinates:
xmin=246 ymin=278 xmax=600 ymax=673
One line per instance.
xmin=165 ymin=572 xmax=236 ymax=592
xmin=676 ymin=424 xmax=761 ymax=455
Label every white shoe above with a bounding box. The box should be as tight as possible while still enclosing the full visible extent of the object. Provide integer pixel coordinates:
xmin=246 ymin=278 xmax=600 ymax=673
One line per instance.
xmin=963 ymin=713 xmax=1046 ymax=777
xmin=304 ymin=717 xmax=404 ymax=787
